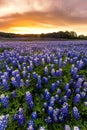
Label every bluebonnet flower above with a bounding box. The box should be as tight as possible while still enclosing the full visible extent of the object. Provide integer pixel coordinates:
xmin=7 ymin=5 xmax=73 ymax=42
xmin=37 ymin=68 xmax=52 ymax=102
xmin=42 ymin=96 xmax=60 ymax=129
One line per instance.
xmin=50 ymin=64 xmax=54 ymax=70
xmin=56 ymin=70 xmax=59 ymax=77
xmin=75 ymin=88 xmax=80 ymax=94
xmin=42 ymin=77 xmax=48 ymax=84
xmin=16 ymin=74 xmax=20 ymax=85
xmin=55 ymin=80 xmax=60 ymax=87
xmin=83 ymin=82 xmax=87 ymax=92
xmin=2 ymin=79 xmax=9 ymax=91
xmin=58 ymin=58 xmax=62 ymax=67
xmin=12 ymin=70 xmax=19 ymax=77
xmin=51 ymin=68 xmax=56 ymax=76
xmin=64 ymin=83 xmax=69 ymax=91
xmin=20 ymin=79 xmax=24 ymax=87
xmin=26 ymin=91 xmax=34 ymax=110
xmin=84 ymin=101 xmax=87 ymax=106
xmin=36 ymin=76 xmax=42 ymax=90
xmin=63 ymin=102 xmax=69 ymax=109
xmin=42 ymin=58 xmax=45 ymax=66
xmin=72 ymin=107 xmax=80 ymax=120
xmin=44 ymin=89 xmax=50 ymax=101
xmin=57 ymin=88 xmax=61 ymax=95
xmin=0 ymin=114 xmax=9 ymax=130
xmin=48 ymin=100 xmax=55 ymax=107
xmin=77 ymin=60 xmax=84 ymax=70
xmin=25 ymin=80 xmax=30 ymax=87
xmin=29 ymin=101 xmax=34 ymax=110
xmin=80 ymin=91 xmax=86 ymax=99
xmin=44 ymin=66 xmax=48 ymax=75
xmin=62 ymin=61 xmax=67 ymax=67
xmin=64 ymin=125 xmax=71 ymax=130
xmin=66 ymin=89 xmax=72 ymax=98
xmin=62 ymin=95 xmax=67 ymax=103
xmin=22 ymin=62 xmax=26 ymax=68
xmin=75 ymin=78 xmax=83 ymax=87
xmin=52 ymin=108 xmax=60 ymax=123
xmin=57 ymin=106 xmax=68 ymax=122
xmin=14 ymin=114 xmax=18 ymax=121
xmin=54 ymin=94 xmax=59 ymax=101
xmin=48 ymin=106 xmax=53 ymax=116
xmin=34 ymin=58 xmax=39 ymax=66
xmin=74 ymin=126 xmax=80 ymax=130
xmin=45 ymin=116 xmax=53 ymax=124
xmin=50 ymin=83 xmax=56 ymax=92
xmin=27 ymin=73 xmax=30 ymax=79
xmin=18 ymin=64 xmax=22 ymax=70
xmin=71 ymin=67 xmax=78 ymax=78
xmin=74 ymin=94 xmax=81 ymax=104
xmin=22 ymin=70 xmax=27 ymax=78
xmin=27 ymin=65 xmax=33 ymax=72
xmin=11 ymin=77 xmax=19 ymax=88
xmin=39 ymin=126 xmax=46 ymax=130
xmin=11 ymin=91 xmax=17 ymax=98
xmin=12 ymin=60 xmax=17 ymax=67
xmin=47 ymin=57 xmax=51 ymax=63
xmin=14 ymin=108 xmax=25 ymax=126
xmin=26 ymin=91 xmax=33 ymax=102
xmin=31 ymin=112 xmax=37 ymax=120
xmin=0 ymin=94 xmax=9 ymax=108
xmin=54 ymin=59 xmax=58 ymax=64
xmin=27 ymin=120 xmax=34 ymax=130
xmin=83 ymin=82 xmax=87 ymax=87
xmin=7 ymin=67 xmax=12 ymax=75
xmin=58 ymin=111 xmax=64 ymax=122
xmin=61 ymin=105 xmax=68 ymax=119
xmin=36 ymin=83 xmax=42 ymax=90
xmin=32 ymin=72 xmax=38 ymax=79
xmin=58 ymin=68 xmax=63 ymax=76
xmin=4 ymin=72 xmax=9 ymax=80
xmin=43 ymin=102 xmax=48 ymax=109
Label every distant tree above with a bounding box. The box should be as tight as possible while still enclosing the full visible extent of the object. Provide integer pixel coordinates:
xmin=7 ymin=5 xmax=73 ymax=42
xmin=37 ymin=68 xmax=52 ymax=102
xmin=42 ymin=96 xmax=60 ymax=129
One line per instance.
xmin=70 ymin=31 xmax=77 ymax=38
xmin=78 ymin=34 xmax=85 ymax=39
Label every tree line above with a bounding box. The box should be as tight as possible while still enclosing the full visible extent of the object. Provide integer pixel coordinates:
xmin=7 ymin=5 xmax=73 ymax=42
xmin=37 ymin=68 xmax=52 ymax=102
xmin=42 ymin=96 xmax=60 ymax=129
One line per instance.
xmin=0 ymin=31 xmax=87 ymax=40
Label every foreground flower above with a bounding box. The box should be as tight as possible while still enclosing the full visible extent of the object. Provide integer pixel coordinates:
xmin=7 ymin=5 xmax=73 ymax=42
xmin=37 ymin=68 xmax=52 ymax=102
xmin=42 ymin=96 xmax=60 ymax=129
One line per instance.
xmin=14 ymin=108 xmax=25 ymax=126
xmin=74 ymin=126 xmax=80 ymax=130
xmin=31 ymin=112 xmax=37 ymax=120
xmin=2 ymin=79 xmax=9 ymax=91
xmin=26 ymin=91 xmax=34 ymax=110
xmin=11 ymin=91 xmax=17 ymax=98
xmin=64 ymin=125 xmax=71 ymax=130
xmin=73 ymin=94 xmax=81 ymax=104
xmin=0 ymin=94 xmax=9 ymax=108
xmin=72 ymin=107 xmax=80 ymax=120
xmin=0 ymin=114 xmax=9 ymax=130
xmin=27 ymin=120 xmax=35 ymax=130
xmin=84 ymin=101 xmax=87 ymax=106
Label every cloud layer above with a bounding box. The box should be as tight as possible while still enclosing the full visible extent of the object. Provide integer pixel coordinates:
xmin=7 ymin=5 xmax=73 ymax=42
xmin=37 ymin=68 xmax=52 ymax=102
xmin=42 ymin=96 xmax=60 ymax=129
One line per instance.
xmin=0 ymin=0 xmax=87 ymax=34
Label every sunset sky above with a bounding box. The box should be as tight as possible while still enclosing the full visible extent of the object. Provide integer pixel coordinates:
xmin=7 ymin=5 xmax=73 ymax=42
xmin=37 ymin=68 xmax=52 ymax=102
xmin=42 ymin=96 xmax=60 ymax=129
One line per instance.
xmin=0 ymin=0 xmax=87 ymax=35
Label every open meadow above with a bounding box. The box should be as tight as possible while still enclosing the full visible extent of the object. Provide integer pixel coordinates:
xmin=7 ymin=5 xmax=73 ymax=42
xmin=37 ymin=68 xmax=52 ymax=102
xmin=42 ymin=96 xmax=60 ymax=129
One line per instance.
xmin=0 ymin=41 xmax=87 ymax=130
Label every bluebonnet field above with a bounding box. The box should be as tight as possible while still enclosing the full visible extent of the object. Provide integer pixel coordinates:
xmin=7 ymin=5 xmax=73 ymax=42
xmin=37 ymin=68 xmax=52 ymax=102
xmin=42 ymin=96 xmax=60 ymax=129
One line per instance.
xmin=0 ymin=41 xmax=87 ymax=130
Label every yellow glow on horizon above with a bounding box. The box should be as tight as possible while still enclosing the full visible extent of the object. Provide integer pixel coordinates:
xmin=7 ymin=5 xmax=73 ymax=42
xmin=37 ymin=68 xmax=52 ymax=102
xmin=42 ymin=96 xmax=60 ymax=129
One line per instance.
xmin=4 ymin=25 xmax=87 ymax=36
xmin=8 ymin=27 xmax=59 ymax=34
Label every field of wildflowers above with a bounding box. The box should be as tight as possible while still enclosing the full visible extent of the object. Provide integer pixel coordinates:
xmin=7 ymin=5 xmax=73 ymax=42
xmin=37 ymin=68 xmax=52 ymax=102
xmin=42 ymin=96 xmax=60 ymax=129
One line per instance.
xmin=0 ymin=41 xmax=87 ymax=130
